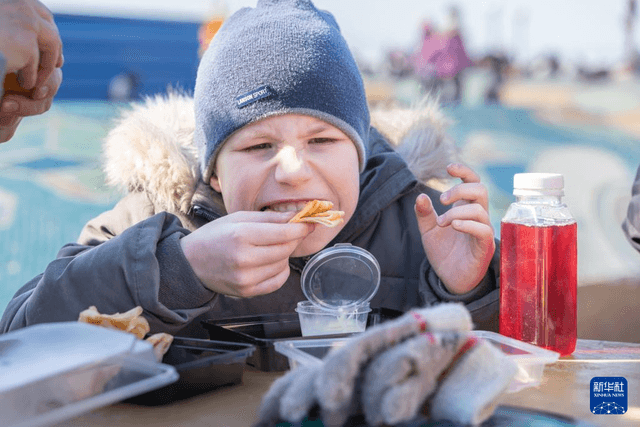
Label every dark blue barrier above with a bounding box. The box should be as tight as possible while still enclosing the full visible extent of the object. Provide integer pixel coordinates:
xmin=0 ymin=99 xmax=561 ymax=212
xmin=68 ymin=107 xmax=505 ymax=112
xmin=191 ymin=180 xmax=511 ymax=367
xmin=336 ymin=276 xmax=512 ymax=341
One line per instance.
xmin=54 ymin=13 xmax=200 ymax=100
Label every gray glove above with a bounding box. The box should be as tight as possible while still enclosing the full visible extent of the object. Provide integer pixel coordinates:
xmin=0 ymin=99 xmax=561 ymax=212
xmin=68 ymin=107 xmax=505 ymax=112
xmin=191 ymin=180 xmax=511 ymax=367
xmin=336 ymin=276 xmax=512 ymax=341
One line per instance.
xmin=360 ymin=331 xmax=467 ymax=426
xmin=314 ymin=303 xmax=473 ymax=426
xmin=361 ymin=332 xmax=518 ymax=426
xmin=254 ymin=303 xmax=473 ymax=427
xmin=428 ymin=337 xmax=518 ymax=425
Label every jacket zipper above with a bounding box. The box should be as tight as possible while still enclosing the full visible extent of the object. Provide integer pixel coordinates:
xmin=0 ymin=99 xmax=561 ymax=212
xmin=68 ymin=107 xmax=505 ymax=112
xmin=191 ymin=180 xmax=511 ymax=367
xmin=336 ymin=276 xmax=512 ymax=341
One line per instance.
xmin=191 ymin=205 xmax=220 ymax=222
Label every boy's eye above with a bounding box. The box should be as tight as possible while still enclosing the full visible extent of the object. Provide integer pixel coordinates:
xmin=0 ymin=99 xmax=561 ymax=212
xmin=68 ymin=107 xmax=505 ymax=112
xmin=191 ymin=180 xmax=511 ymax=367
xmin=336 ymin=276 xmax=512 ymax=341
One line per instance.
xmin=308 ymin=137 xmax=336 ymax=144
xmin=243 ymin=143 xmax=272 ymax=151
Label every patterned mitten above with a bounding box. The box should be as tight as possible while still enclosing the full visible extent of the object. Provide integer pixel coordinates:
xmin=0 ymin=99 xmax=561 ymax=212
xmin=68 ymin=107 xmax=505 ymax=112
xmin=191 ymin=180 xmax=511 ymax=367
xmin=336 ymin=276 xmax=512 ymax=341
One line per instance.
xmin=428 ymin=337 xmax=518 ymax=426
xmin=253 ymin=363 xmax=321 ymax=427
xmin=315 ymin=303 xmax=472 ymax=426
xmin=360 ymin=331 xmax=468 ymax=426
xmin=253 ymin=303 xmax=473 ymax=427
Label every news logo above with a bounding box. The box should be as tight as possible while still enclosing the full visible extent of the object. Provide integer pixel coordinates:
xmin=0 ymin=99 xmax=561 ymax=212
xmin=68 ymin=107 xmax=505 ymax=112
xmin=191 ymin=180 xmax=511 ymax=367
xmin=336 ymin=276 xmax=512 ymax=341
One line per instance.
xmin=590 ymin=377 xmax=627 ymax=415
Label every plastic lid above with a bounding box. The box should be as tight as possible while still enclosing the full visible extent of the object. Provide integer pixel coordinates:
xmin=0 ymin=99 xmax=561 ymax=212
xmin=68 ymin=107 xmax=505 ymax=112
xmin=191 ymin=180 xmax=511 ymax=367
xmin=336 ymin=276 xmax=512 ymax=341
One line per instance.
xmin=301 ymin=243 xmax=380 ymax=310
xmin=513 ymin=173 xmax=564 ymax=196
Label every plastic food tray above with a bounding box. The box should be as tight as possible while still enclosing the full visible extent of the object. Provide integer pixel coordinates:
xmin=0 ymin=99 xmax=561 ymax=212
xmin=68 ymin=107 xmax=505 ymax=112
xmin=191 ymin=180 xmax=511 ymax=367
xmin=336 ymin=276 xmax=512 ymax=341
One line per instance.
xmin=0 ymin=322 xmax=178 ymax=427
xmin=202 ymin=307 xmax=403 ymax=371
xmin=473 ymin=330 xmax=560 ymax=392
xmin=127 ymin=337 xmax=255 ymax=405
xmin=275 ymin=330 xmax=560 ymax=393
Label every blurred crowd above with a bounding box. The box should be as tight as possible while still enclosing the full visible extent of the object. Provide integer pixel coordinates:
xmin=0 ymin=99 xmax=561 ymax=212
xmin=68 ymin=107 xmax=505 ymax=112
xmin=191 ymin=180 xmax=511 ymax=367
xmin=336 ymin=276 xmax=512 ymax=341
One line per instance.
xmin=363 ymin=0 xmax=640 ymax=107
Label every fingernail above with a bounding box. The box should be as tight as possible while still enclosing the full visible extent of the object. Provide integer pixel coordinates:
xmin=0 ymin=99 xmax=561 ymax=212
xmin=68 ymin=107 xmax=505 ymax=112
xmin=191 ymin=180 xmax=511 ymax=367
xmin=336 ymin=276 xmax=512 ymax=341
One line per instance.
xmin=36 ymin=87 xmax=49 ymax=99
xmin=2 ymin=101 xmax=18 ymax=113
xmin=440 ymin=192 xmax=449 ymax=202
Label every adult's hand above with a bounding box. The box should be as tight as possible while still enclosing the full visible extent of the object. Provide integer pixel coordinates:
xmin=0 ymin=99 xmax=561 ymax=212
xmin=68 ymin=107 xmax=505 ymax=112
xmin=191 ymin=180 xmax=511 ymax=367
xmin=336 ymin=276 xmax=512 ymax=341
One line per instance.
xmin=0 ymin=67 xmax=62 ymax=142
xmin=0 ymin=0 xmax=64 ymax=89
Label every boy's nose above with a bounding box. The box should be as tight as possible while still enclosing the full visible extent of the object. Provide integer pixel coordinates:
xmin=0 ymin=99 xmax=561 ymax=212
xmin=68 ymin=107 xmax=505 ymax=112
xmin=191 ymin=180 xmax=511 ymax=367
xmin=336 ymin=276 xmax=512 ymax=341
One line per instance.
xmin=274 ymin=145 xmax=311 ymax=183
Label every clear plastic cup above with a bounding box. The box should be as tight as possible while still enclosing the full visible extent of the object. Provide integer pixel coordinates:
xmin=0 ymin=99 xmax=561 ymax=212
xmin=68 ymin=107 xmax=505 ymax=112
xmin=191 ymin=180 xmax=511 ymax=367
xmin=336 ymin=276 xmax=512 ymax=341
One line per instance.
xmin=295 ymin=301 xmax=371 ymax=337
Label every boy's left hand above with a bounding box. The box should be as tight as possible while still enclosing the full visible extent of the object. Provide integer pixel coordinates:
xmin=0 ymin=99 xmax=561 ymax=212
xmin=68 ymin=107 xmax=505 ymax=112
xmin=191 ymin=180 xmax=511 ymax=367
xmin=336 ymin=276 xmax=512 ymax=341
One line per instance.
xmin=415 ymin=163 xmax=495 ymax=295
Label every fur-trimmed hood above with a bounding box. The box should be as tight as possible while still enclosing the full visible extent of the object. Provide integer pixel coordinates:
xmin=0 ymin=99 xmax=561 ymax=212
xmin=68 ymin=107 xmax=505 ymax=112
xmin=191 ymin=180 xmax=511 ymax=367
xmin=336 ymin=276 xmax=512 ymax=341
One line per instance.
xmin=102 ymin=91 xmax=459 ymax=214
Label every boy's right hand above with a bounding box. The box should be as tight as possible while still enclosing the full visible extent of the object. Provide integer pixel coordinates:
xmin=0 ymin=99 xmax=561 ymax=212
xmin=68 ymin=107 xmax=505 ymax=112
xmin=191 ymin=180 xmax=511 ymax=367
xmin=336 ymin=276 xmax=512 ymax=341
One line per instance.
xmin=179 ymin=211 xmax=315 ymax=297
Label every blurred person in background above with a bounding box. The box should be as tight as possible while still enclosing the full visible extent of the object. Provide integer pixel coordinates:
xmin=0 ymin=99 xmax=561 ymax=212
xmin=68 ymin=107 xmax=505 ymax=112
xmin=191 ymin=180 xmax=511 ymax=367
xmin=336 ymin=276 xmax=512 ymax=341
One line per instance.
xmin=412 ymin=7 xmax=473 ymax=104
xmin=0 ymin=0 xmax=63 ymax=143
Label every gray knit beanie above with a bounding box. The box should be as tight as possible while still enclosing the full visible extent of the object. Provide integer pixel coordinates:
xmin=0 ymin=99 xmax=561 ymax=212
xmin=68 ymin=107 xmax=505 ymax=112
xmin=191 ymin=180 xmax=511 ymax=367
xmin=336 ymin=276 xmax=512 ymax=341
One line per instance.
xmin=194 ymin=0 xmax=370 ymax=182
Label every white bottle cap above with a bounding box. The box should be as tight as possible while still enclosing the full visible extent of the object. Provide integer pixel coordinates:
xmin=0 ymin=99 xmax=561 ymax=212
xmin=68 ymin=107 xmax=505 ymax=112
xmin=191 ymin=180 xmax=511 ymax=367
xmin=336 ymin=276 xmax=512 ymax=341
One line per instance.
xmin=513 ymin=173 xmax=564 ymax=196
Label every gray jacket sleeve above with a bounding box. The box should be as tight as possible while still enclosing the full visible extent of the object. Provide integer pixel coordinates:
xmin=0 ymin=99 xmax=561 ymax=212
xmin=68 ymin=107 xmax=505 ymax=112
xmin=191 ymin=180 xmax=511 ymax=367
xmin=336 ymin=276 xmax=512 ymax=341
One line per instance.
xmin=419 ymin=240 xmax=500 ymax=332
xmin=622 ymin=163 xmax=640 ymax=253
xmin=0 ymin=199 xmax=217 ymax=335
xmin=0 ymin=52 xmax=5 ymax=99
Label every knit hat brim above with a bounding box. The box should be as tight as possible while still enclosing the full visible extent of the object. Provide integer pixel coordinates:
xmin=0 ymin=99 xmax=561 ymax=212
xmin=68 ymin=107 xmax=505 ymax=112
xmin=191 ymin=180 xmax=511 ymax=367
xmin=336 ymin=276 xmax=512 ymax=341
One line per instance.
xmin=194 ymin=0 xmax=370 ymax=184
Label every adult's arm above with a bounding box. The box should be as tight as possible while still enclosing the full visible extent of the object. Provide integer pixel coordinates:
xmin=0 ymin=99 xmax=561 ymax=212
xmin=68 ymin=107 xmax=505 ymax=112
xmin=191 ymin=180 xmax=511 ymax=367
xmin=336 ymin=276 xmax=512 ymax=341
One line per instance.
xmin=0 ymin=51 xmax=5 ymax=98
xmin=622 ymin=163 xmax=640 ymax=253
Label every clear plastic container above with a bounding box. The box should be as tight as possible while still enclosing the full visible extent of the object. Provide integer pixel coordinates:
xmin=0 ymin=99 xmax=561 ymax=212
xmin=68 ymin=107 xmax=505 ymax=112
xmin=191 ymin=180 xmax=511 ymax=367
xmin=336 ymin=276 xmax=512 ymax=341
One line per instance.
xmin=0 ymin=322 xmax=178 ymax=427
xmin=274 ymin=330 xmax=560 ymax=393
xmin=295 ymin=301 xmax=371 ymax=337
xmin=301 ymin=243 xmax=380 ymax=310
xmin=474 ymin=330 xmax=560 ymax=392
xmin=201 ymin=308 xmax=403 ymax=371
xmin=500 ymin=173 xmax=577 ymax=356
xmin=274 ymin=336 xmax=351 ymax=369
xmin=298 ymin=243 xmax=380 ymax=336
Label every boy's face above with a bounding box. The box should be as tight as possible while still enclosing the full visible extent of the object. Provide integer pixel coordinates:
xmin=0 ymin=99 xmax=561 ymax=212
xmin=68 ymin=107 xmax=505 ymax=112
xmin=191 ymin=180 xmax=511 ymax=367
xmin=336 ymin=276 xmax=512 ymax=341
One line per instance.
xmin=210 ymin=114 xmax=360 ymax=257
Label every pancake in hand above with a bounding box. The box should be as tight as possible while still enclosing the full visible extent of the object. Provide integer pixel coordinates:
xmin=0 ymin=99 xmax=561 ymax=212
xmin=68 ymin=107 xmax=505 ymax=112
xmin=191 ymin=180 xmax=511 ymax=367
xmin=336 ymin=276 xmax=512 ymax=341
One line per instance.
xmin=288 ymin=200 xmax=344 ymax=227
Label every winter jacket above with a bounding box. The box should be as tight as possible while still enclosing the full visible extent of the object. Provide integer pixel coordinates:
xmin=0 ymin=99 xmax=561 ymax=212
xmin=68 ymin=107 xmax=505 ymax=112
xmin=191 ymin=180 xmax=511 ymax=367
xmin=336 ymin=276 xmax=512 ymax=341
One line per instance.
xmin=1 ymin=92 xmax=500 ymax=335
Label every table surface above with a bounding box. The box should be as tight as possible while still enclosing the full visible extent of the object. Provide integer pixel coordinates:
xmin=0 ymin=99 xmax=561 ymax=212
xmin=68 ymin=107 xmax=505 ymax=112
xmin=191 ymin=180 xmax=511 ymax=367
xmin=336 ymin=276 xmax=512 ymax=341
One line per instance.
xmin=58 ymin=339 xmax=640 ymax=427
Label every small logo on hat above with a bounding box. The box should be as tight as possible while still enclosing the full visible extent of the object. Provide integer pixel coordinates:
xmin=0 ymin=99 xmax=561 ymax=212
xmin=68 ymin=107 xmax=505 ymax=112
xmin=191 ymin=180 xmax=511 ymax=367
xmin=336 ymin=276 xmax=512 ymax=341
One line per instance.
xmin=236 ymin=85 xmax=274 ymax=108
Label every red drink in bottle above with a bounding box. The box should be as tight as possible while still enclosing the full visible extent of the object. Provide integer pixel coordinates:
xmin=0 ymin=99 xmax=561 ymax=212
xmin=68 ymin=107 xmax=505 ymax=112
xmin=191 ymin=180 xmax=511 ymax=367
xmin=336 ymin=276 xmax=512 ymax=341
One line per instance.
xmin=499 ymin=173 xmax=577 ymax=356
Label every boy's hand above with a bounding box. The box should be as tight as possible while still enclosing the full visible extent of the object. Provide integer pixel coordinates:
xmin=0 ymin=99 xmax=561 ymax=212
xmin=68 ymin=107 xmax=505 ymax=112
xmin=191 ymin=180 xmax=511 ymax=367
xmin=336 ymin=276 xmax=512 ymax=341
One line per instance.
xmin=180 ymin=211 xmax=315 ymax=297
xmin=414 ymin=163 xmax=495 ymax=295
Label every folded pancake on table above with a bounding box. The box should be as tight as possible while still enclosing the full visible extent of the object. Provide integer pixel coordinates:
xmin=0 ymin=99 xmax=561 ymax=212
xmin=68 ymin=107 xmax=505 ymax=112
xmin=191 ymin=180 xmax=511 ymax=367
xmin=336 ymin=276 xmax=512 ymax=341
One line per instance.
xmin=288 ymin=200 xmax=344 ymax=227
xmin=78 ymin=305 xmax=173 ymax=361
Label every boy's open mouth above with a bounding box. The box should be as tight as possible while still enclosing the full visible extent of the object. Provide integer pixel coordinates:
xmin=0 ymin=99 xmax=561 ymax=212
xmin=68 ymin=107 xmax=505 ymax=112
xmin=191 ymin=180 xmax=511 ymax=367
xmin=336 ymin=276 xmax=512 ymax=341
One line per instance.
xmin=259 ymin=201 xmax=311 ymax=213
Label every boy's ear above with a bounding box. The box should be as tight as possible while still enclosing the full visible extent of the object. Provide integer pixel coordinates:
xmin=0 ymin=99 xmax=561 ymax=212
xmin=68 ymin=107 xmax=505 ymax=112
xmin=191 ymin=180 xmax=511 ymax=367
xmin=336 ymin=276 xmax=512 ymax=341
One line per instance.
xmin=209 ymin=174 xmax=222 ymax=193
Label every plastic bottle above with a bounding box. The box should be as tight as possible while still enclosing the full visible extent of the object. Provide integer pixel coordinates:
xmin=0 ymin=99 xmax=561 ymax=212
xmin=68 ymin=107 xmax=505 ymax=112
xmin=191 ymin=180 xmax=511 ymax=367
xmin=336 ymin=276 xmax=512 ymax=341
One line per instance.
xmin=499 ymin=173 xmax=577 ymax=356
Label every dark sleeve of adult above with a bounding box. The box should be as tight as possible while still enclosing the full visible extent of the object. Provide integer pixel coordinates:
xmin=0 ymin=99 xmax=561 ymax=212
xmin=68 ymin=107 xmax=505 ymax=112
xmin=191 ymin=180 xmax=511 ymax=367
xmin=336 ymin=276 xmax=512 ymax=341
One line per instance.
xmin=622 ymin=163 xmax=640 ymax=253
xmin=0 ymin=51 xmax=5 ymax=99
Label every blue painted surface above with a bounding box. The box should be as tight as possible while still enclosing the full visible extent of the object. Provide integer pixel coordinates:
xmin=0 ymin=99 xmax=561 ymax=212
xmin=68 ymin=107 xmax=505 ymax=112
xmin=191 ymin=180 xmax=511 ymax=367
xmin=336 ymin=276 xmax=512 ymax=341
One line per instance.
xmin=0 ymin=178 xmax=114 ymax=312
xmin=16 ymin=157 xmax=86 ymax=170
xmin=53 ymin=14 xmax=200 ymax=99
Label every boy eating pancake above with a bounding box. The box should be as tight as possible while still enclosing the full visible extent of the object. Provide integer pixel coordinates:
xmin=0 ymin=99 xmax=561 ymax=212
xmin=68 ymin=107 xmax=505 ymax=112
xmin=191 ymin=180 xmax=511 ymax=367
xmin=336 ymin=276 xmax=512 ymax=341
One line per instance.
xmin=1 ymin=0 xmax=499 ymax=336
